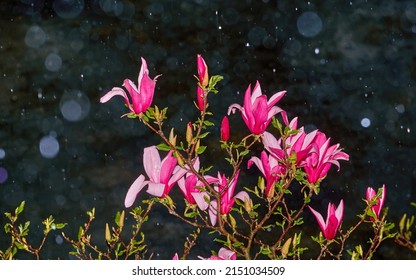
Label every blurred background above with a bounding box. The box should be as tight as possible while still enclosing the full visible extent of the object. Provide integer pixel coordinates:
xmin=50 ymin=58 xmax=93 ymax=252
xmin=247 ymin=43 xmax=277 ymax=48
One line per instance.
xmin=0 ymin=0 xmax=415 ymax=259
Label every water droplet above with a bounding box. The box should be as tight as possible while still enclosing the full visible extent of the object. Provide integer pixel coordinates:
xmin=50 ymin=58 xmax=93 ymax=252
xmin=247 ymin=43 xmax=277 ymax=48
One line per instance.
xmin=55 ymin=235 xmax=64 ymax=245
xmin=39 ymin=135 xmax=60 ymax=159
xmin=25 ymin=25 xmax=46 ymax=48
xmin=360 ymin=117 xmax=371 ymax=128
xmin=53 ymin=0 xmax=85 ymax=19
xmin=297 ymin=11 xmax=323 ymax=38
xmin=0 ymin=148 xmax=5 ymax=159
xmin=44 ymin=53 xmax=62 ymax=72
xmin=59 ymin=90 xmax=90 ymax=122
xmin=395 ymin=104 xmax=405 ymax=113
xmin=314 ymin=48 xmax=320 ymax=54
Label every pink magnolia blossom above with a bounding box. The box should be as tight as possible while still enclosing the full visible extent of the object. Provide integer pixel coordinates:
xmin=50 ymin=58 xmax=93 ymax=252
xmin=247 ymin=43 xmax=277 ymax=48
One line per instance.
xmin=228 ymin=81 xmax=287 ymax=135
xmin=221 ymin=116 xmax=230 ymax=141
xmin=124 ymin=146 xmax=187 ymax=208
xmin=208 ymin=170 xmax=251 ymax=225
xmin=172 ymin=253 xmax=179 ymax=260
xmin=177 ymin=171 xmax=218 ymax=211
xmin=308 ymin=200 xmax=344 ymax=240
xmin=199 ymin=248 xmax=237 ymax=260
xmin=262 ymin=117 xmax=318 ymax=165
xmin=100 ymin=57 xmax=160 ymax=115
xmin=366 ymin=184 xmax=386 ymax=220
xmin=196 ymin=54 xmax=209 ymax=111
xmin=247 ymin=150 xmax=285 ymax=197
xmin=303 ymin=131 xmax=349 ymax=184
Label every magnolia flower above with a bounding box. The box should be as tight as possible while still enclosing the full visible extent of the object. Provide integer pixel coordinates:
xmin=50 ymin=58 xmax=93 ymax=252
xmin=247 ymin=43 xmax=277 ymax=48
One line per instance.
xmin=208 ymin=170 xmax=251 ymax=225
xmin=100 ymin=57 xmax=160 ymax=115
xmin=124 ymin=146 xmax=186 ymax=208
xmin=303 ymin=131 xmax=349 ymax=184
xmin=177 ymin=172 xmax=218 ymax=211
xmin=228 ymin=81 xmax=286 ymax=135
xmin=199 ymin=248 xmax=236 ymax=260
xmin=196 ymin=54 xmax=209 ymax=110
xmin=366 ymin=185 xmax=386 ymax=220
xmin=308 ymin=200 xmax=344 ymax=240
xmin=262 ymin=117 xmax=318 ymax=165
xmin=247 ymin=150 xmax=285 ymax=197
xmin=172 ymin=253 xmax=179 ymax=260
xmin=220 ymin=116 xmax=230 ymax=141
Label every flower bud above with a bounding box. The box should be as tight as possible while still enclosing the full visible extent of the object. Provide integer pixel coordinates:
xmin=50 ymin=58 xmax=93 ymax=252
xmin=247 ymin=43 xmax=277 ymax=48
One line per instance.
xmin=105 ymin=223 xmax=111 ymax=242
xmin=169 ymin=128 xmax=177 ymax=147
xmin=186 ymin=122 xmax=193 ymax=144
xmin=221 ymin=116 xmax=230 ymax=141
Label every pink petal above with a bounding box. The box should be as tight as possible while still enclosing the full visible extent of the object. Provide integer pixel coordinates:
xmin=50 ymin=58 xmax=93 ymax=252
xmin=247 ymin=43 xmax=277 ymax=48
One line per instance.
xmin=146 ymin=182 xmax=166 ymax=197
xmin=267 ymin=90 xmax=286 ymax=108
xmin=143 ymin=146 xmax=161 ymax=183
xmin=218 ymin=248 xmax=236 ymax=260
xmin=209 ymin=201 xmax=218 ymax=226
xmin=124 ymin=175 xmax=147 ymax=208
xmin=100 ymin=87 xmax=129 ymax=104
xmin=191 ymin=192 xmax=210 ymax=210
xmin=308 ymin=205 xmax=326 ymax=234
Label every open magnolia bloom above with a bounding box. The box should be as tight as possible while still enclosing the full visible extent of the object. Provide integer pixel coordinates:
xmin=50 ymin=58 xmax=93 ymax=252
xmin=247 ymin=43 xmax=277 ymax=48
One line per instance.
xmin=100 ymin=57 xmax=160 ymax=115
xmin=208 ymin=170 xmax=251 ymax=226
xmin=228 ymin=81 xmax=287 ymax=135
xmin=124 ymin=146 xmax=188 ymax=208
xmin=303 ymin=131 xmax=349 ymax=184
xmin=308 ymin=200 xmax=344 ymax=240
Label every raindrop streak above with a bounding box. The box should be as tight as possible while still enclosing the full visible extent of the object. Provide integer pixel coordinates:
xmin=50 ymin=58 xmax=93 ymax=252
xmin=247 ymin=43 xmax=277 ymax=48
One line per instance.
xmin=39 ymin=135 xmax=60 ymax=159
xmin=25 ymin=25 xmax=46 ymax=48
xmin=53 ymin=0 xmax=85 ymax=19
xmin=361 ymin=118 xmax=371 ymax=128
xmin=297 ymin=11 xmax=323 ymax=38
xmin=45 ymin=53 xmax=62 ymax=72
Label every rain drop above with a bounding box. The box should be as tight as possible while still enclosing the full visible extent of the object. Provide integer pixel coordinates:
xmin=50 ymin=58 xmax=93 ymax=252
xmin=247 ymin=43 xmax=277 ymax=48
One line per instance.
xmin=0 ymin=148 xmax=5 ymax=159
xmin=39 ymin=135 xmax=60 ymax=159
xmin=297 ymin=11 xmax=323 ymax=38
xmin=44 ymin=53 xmax=62 ymax=72
xmin=59 ymin=90 xmax=90 ymax=122
xmin=360 ymin=117 xmax=371 ymax=128
xmin=25 ymin=25 xmax=46 ymax=48
xmin=53 ymin=0 xmax=85 ymax=19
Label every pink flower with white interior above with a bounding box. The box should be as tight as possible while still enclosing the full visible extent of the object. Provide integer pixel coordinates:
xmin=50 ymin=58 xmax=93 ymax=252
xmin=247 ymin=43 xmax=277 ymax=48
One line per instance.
xmin=124 ymin=146 xmax=187 ymax=208
xmin=308 ymin=200 xmax=344 ymax=240
xmin=262 ymin=117 xmax=318 ymax=165
xmin=247 ymin=150 xmax=285 ymax=197
xmin=228 ymin=81 xmax=287 ymax=135
xmin=100 ymin=57 xmax=160 ymax=115
xmin=208 ymin=170 xmax=251 ymax=225
xmin=303 ymin=131 xmax=349 ymax=184
xmin=177 ymin=168 xmax=218 ymax=211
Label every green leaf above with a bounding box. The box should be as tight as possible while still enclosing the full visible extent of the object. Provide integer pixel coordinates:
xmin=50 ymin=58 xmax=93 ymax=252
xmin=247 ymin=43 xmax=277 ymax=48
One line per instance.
xmin=203 ymin=120 xmax=215 ymax=127
xmin=196 ymin=145 xmax=207 ymax=154
xmin=15 ymin=201 xmax=25 ymax=217
xmin=197 ymin=131 xmax=210 ymax=139
xmin=156 ymin=143 xmax=171 ymax=151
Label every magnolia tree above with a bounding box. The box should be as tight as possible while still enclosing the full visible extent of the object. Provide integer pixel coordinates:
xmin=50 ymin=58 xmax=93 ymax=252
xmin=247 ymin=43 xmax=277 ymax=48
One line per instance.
xmin=1 ymin=55 xmax=415 ymax=260
xmin=98 ymin=55 xmax=394 ymax=260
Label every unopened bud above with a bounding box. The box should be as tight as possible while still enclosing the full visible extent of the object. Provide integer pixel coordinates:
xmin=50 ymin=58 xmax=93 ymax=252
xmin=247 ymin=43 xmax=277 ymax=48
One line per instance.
xmin=169 ymin=128 xmax=177 ymax=147
xmin=105 ymin=223 xmax=111 ymax=242
xmin=186 ymin=122 xmax=193 ymax=144
xmin=174 ymin=151 xmax=185 ymax=167
xmin=119 ymin=210 xmax=125 ymax=228
xmin=195 ymin=139 xmax=200 ymax=153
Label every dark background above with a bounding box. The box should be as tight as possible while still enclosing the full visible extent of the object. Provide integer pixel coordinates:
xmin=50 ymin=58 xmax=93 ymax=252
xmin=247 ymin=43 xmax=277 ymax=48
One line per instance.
xmin=0 ymin=0 xmax=415 ymax=259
